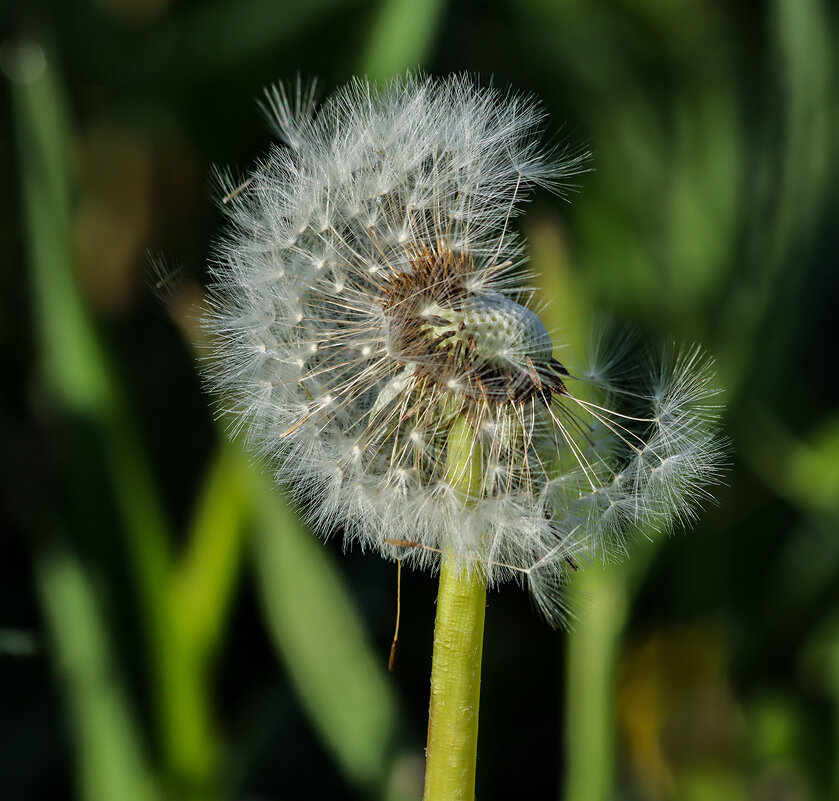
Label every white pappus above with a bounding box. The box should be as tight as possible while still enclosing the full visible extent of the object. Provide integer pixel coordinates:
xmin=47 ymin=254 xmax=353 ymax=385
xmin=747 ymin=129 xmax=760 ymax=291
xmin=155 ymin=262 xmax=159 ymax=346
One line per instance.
xmin=203 ymin=73 xmax=726 ymax=626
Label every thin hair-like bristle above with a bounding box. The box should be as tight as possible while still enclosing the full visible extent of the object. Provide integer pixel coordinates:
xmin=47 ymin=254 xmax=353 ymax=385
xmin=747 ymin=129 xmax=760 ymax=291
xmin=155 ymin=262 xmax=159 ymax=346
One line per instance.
xmin=201 ymin=73 xmax=726 ymax=628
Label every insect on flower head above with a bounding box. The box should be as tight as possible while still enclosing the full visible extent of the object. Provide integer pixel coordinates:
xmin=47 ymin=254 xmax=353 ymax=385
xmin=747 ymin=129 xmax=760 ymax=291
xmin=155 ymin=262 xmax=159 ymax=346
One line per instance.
xmin=203 ymin=73 xmax=725 ymax=625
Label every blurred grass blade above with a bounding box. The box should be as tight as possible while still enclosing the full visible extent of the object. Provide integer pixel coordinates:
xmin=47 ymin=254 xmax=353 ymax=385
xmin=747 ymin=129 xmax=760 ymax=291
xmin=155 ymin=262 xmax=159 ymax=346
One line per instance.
xmin=358 ymin=0 xmax=447 ymax=81
xmin=562 ymin=538 xmax=659 ymax=801
xmin=12 ymin=36 xmax=172 ymax=657
xmin=251 ymin=475 xmax=399 ymax=793
xmin=667 ymin=88 xmax=739 ymax=311
xmin=744 ymin=407 xmax=839 ymax=516
xmin=563 ymin=568 xmax=626 ymax=801
xmin=770 ymin=0 xmax=832 ymax=246
xmin=35 ymin=543 xmax=157 ymax=801
xmin=527 ymin=215 xmax=664 ymax=801
xmin=12 ymin=39 xmax=220 ymax=795
xmin=721 ymin=0 xmax=833 ymax=393
xmin=11 ymin=39 xmax=112 ymax=415
xmin=157 ymin=443 xmax=252 ymax=798
xmin=172 ymin=442 xmax=251 ymax=661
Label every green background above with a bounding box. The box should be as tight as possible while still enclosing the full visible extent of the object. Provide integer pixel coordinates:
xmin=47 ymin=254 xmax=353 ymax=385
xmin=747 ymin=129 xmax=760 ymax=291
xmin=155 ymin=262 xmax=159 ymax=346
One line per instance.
xmin=2 ymin=0 xmax=838 ymax=799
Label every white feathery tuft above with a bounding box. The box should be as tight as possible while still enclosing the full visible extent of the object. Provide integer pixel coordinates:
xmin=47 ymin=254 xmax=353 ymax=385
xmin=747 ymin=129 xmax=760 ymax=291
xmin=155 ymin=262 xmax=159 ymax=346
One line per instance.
xmin=202 ymin=73 xmax=725 ymax=627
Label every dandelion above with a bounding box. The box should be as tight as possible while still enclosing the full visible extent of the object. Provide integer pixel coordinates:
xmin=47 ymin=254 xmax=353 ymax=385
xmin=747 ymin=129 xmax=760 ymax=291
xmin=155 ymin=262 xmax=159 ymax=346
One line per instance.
xmin=202 ymin=73 xmax=725 ymax=800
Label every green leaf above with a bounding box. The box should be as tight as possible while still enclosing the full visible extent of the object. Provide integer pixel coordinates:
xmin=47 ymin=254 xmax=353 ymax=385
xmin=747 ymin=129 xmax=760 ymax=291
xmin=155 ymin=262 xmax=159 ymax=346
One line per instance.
xmin=251 ymin=475 xmax=399 ymax=793
xmin=11 ymin=40 xmax=112 ymax=415
xmin=12 ymin=39 xmax=221 ymax=796
xmin=172 ymin=442 xmax=251 ymax=662
xmin=35 ymin=544 xmax=158 ymax=801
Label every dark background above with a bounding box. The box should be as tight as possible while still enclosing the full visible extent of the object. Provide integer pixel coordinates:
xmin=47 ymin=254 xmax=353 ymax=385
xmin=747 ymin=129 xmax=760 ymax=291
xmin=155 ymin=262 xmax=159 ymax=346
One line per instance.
xmin=2 ymin=0 xmax=838 ymax=799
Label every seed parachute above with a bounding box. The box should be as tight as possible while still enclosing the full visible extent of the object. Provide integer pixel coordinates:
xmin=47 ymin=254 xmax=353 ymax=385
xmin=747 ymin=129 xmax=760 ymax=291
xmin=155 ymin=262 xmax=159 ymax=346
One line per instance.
xmin=203 ymin=73 xmax=726 ymax=625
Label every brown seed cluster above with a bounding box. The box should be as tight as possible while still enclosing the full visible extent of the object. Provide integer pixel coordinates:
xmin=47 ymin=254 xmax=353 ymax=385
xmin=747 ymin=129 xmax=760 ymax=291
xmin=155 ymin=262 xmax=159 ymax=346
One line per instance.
xmin=381 ymin=247 xmax=568 ymax=406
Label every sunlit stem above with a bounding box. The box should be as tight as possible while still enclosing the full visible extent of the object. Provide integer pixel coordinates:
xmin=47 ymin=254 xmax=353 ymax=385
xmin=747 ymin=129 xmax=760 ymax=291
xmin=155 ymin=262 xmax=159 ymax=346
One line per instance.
xmin=423 ymin=416 xmax=487 ymax=801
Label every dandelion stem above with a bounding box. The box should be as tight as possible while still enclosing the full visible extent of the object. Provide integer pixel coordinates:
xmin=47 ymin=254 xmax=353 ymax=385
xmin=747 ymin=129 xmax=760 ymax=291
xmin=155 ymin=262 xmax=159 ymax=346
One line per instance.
xmin=424 ymin=416 xmax=487 ymax=801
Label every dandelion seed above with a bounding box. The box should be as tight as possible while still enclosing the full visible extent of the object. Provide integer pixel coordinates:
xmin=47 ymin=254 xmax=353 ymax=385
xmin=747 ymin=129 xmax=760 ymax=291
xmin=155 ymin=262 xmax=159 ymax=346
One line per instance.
xmin=202 ymin=73 xmax=725 ymax=626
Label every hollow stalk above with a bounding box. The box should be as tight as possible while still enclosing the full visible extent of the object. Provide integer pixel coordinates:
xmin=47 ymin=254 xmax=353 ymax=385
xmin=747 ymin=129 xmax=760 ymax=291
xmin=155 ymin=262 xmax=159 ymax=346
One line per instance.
xmin=423 ymin=416 xmax=487 ymax=801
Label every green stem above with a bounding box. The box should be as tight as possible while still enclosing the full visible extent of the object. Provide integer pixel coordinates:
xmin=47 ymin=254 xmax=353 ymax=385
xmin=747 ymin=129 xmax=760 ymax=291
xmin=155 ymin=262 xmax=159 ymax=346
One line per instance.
xmin=563 ymin=537 xmax=659 ymax=801
xmin=563 ymin=568 xmax=625 ymax=801
xmin=424 ymin=416 xmax=486 ymax=801
xmin=424 ymin=558 xmax=487 ymax=801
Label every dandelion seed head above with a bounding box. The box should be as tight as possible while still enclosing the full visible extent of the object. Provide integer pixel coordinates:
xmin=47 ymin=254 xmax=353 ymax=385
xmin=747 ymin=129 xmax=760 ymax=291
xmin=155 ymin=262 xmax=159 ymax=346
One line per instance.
xmin=203 ymin=73 xmax=725 ymax=626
